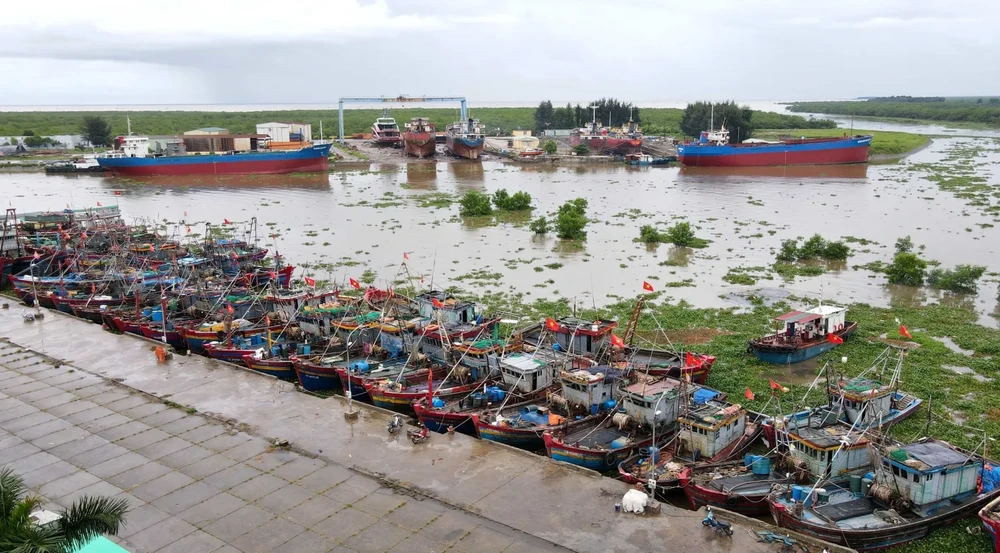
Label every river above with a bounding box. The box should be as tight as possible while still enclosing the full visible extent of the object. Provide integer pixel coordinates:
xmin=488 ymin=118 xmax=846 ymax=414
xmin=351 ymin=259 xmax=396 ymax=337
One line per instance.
xmin=1 ymin=115 xmax=998 ymax=327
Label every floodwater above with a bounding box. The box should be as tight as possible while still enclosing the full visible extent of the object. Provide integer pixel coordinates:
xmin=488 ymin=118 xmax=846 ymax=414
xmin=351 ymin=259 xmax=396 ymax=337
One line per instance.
xmin=2 ymin=136 xmax=998 ymax=327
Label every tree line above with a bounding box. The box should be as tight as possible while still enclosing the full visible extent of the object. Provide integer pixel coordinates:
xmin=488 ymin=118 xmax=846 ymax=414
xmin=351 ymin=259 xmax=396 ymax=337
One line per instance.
xmin=679 ymin=102 xmax=836 ymax=144
xmin=532 ymin=99 xmax=640 ymax=134
xmin=788 ymin=100 xmax=1000 ymax=125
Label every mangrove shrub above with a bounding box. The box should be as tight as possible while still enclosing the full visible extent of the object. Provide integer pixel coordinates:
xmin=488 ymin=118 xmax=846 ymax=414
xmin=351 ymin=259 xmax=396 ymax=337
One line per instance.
xmin=459 ymin=191 xmax=493 ymax=216
xmin=571 ymin=144 xmax=589 ymax=156
xmin=492 ymin=189 xmax=532 ymax=211
xmin=776 ymin=234 xmax=850 ymax=261
xmin=529 ymin=217 xmax=549 ymax=235
xmin=886 ymin=252 xmax=927 ymax=286
xmin=556 ymin=198 xmax=588 ymax=240
xmin=542 ymin=140 xmax=558 ymax=154
xmin=926 ymin=264 xmax=986 ymax=293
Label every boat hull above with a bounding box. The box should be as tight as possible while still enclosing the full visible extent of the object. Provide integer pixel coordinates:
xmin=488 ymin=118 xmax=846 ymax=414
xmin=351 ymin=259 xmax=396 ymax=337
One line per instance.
xmin=97 ymin=144 xmax=332 ymax=176
xmin=543 ymin=431 xmax=657 ymax=473
xmin=413 ymin=401 xmax=477 ymax=436
xmin=446 ymin=135 xmax=485 ymax=160
xmin=402 ymin=133 xmax=436 ymax=158
xmin=244 ymin=357 xmax=295 ymax=380
xmin=749 ymin=321 xmax=857 ymax=364
xmin=980 ymin=495 xmax=1000 ymax=553
xmin=291 ymin=359 xmax=343 ymax=393
xmin=678 ymin=136 xmax=871 ymax=167
xmin=571 ymin=136 xmax=642 ymax=154
xmin=680 ymin=468 xmax=778 ymax=516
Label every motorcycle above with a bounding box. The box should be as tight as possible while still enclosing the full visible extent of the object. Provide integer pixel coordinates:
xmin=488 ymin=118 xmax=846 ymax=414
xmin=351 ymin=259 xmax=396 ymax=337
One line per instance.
xmin=701 ymin=507 xmax=733 ymax=537
xmin=407 ymin=426 xmax=430 ymax=444
xmin=387 ymin=414 xmax=403 ymax=434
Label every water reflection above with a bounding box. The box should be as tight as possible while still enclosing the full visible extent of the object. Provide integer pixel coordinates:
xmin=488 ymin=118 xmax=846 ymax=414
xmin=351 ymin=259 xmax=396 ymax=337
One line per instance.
xmin=679 ymin=164 xmax=868 ymax=179
xmin=449 ymin=161 xmax=484 ymax=184
xmin=406 ymin=163 xmax=438 ymax=189
xmin=99 ymin=173 xmax=331 ymax=191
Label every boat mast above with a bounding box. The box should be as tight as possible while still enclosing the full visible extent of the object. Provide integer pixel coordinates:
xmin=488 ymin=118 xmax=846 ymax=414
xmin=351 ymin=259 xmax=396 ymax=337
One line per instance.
xmin=127 ymin=115 xmax=132 ymax=136
xmin=710 ymin=104 xmax=714 ymax=132
xmin=589 ymin=104 xmax=598 ymax=133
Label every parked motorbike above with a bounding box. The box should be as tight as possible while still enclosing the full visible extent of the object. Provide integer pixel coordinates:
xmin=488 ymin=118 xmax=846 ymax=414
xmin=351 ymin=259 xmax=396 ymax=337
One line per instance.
xmin=701 ymin=507 xmax=733 ymax=536
xmin=407 ymin=426 xmax=430 ymax=444
xmin=387 ymin=414 xmax=403 ymax=434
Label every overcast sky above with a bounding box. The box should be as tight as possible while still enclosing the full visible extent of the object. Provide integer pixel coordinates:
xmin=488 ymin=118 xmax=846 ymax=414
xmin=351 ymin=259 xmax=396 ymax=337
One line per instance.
xmin=1 ymin=0 xmax=995 ymax=106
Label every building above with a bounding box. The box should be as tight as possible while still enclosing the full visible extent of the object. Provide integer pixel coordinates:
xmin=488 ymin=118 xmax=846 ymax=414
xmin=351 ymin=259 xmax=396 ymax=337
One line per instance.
xmin=183 ymin=127 xmax=230 ymax=136
xmin=256 ymin=122 xmax=312 ymax=143
xmin=512 ymin=129 xmax=533 ymax=137
xmin=509 ymin=136 xmax=540 ymax=153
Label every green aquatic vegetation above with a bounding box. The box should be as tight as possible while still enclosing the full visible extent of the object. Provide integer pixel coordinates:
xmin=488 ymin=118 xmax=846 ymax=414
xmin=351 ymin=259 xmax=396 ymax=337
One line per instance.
xmin=555 ymin=198 xmax=588 ymax=240
xmin=772 ymin=261 xmax=825 ymax=279
xmin=637 ymin=221 xmax=710 ymax=248
xmin=777 ymin=234 xmax=851 ymax=261
xmin=459 ymin=191 xmax=493 ymax=216
xmin=413 ymin=192 xmax=455 ymax=209
xmin=491 ymin=189 xmax=533 ymax=211
xmin=926 ymin=264 xmax=987 ymax=293
xmin=529 ymin=217 xmax=549 ymax=235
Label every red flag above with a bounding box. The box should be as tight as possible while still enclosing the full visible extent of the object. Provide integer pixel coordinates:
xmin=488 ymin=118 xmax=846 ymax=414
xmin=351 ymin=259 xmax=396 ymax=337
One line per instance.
xmin=90 ymin=282 xmax=96 ymax=294
xmin=431 ymin=298 xmax=443 ymax=308
xmin=265 ymin=315 xmax=271 ymax=326
xmin=769 ymin=379 xmax=781 ymax=390
xmin=545 ymin=317 xmax=561 ymax=332
xmin=685 ymin=351 xmax=697 ymax=367
xmin=349 ymin=278 xmax=361 ymax=289
xmin=642 ymin=281 xmax=654 ymax=292
xmin=32 ymin=251 xmax=40 ymax=260
xmin=304 ymin=276 xmax=316 ymax=287
xmin=224 ymin=219 xmax=231 ymax=225
xmin=186 ymin=226 xmax=191 ymax=233
xmin=610 ymin=334 xmax=625 ymax=348
xmin=744 ymin=388 xmax=755 ymax=401
xmin=269 ymin=270 xmax=276 ymax=279
xmin=230 ymin=252 xmax=238 ymax=260
xmin=96 ymin=201 xmax=102 ymax=206
xmin=183 ymin=210 xmax=188 ymax=217
xmin=899 ymin=325 xmax=912 ymax=339
xmin=403 ymin=252 xmax=409 ymax=260
xmin=827 ymin=333 xmax=844 ymax=345
xmin=114 ymin=190 xmax=122 ymax=196
xmin=226 ymin=304 xmax=234 ymax=315
xmin=81 ymin=232 xmax=88 ymax=240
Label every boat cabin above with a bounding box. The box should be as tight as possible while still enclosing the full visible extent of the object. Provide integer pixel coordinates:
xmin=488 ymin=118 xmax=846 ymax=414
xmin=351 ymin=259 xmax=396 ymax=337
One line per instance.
xmin=698 ymin=126 xmax=730 ymax=146
xmin=497 ymin=350 xmax=567 ymax=394
xmin=786 ymin=424 xmax=870 ymax=479
xmin=773 ymin=305 xmax=848 ymax=342
xmin=828 ymin=375 xmax=897 ymax=427
xmin=549 ymin=317 xmax=617 ymax=356
xmin=879 ymin=440 xmax=981 ymax=508
xmin=451 ymin=338 xmax=519 ymax=374
xmin=559 ymin=365 xmax=621 ymax=413
xmin=115 ymin=135 xmax=150 ymax=158
xmin=678 ymin=396 xmax=746 ymax=459
xmin=617 ymin=376 xmax=690 ymax=427
xmin=416 ymin=291 xmax=477 ymax=324
xmin=264 ymin=290 xmax=338 ymax=320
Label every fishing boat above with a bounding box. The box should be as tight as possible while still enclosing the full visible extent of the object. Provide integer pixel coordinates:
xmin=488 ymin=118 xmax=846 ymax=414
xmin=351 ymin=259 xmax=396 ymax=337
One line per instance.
xmin=618 ymin=399 xmax=763 ymax=498
xmin=677 ymin=125 xmax=872 ymax=167
xmin=625 ymin=154 xmax=672 ymax=166
xmin=371 ymin=111 xmax=402 ymax=147
xmin=980 ymin=494 xmax=1000 ymax=553
xmin=414 ymin=348 xmax=566 ymax=436
xmin=769 ymin=438 xmax=1000 ymax=551
xmin=570 ymin=112 xmax=643 ymax=155
xmin=98 ymin=136 xmax=332 ymax=176
xmin=402 ymin=118 xmax=436 ymax=158
xmin=748 ymin=305 xmax=856 ymax=364
xmin=244 ymin=352 xmax=295 ymax=380
xmin=290 ymin=354 xmax=346 ymax=392
xmin=337 ymin=359 xmax=443 ymax=402
xmin=625 ymin=347 xmax=715 ymax=384
xmin=761 ymin=348 xmax=923 ymax=449
xmin=543 ymin=375 xmax=695 ymax=472
xmin=364 ymin=364 xmax=483 ymax=416
xmin=445 ymin=118 xmax=486 ymax=159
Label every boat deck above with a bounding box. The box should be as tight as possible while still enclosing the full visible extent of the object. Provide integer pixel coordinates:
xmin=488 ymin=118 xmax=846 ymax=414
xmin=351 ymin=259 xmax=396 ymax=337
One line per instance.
xmin=708 ymin=472 xmax=787 ymax=495
xmin=561 ymin=425 xmax=627 ymax=449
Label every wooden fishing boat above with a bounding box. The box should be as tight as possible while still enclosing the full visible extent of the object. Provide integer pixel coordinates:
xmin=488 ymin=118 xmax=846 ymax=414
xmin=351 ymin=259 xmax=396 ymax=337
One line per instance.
xmin=625 ymin=347 xmax=715 ymax=384
xmin=290 ymin=354 xmax=344 ymax=392
xmin=980 ymin=494 xmax=1000 ymax=553
xmin=335 ymin=360 xmax=441 ymax=402
xmin=749 ymin=305 xmax=856 ymax=364
xmin=364 ymin=368 xmax=484 ymax=417
xmin=770 ymin=439 xmax=1000 ymax=551
xmin=243 ymin=353 xmax=295 ymax=381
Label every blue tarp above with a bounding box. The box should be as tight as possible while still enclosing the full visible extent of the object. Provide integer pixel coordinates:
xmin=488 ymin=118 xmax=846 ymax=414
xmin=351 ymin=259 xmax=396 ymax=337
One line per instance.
xmin=693 ymin=389 xmax=720 ymax=405
xmin=981 ymin=464 xmax=1000 ymax=493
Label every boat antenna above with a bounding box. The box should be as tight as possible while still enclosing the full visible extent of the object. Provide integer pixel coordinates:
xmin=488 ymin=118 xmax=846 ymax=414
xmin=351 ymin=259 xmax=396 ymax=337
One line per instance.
xmin=589 ymin=105 xmax=598 ymax=130
xmin=710 ymin=103 xmax=714 ymax=132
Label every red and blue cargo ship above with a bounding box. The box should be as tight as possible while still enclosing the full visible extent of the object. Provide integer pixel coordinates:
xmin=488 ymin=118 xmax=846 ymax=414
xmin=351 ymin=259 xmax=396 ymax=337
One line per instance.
xmin=97 ymin=136 xmax=331 ymax=176
xmin=677 ymin=127 xmax=872 ymax=167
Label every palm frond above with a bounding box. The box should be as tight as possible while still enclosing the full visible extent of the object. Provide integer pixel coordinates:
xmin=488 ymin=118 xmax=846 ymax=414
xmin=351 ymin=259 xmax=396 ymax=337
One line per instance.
xmin=3 ymin=521 xmax=64 ymax=553
xmin=0 ymin=466 xmax=28 ymax=521
xmin=58 ymin=495 xmax=130 ymax=548
xmin=8 ymin=495 xmax=45 ymax=530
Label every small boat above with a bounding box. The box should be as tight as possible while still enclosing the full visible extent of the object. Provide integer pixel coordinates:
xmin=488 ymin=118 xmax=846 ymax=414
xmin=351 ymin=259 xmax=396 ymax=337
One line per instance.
xmin=748 ymin=305 xmax=856 ymax=364
xmin=445 ymin=118 xmax=485 ymax=159
xmin=402 ymin=118 xmax=436 ymax=158
xmin=519 ymin=149 xmax=544 ymax=157
xmin=371 ymin=111 xmax=402 ymax=147
xmin=625 ymin=154 xmax=673 ymax=166
xmin=290 ymin=354 xmax=345 ymax=393
xmin=364 ymin=366 xmax=484 ymax=416
xmin=626 ymin=347 xmax=715 ymax=384
xmin=769 ymin=438 xmax=1000 ymax=551
xmin=979 ymin=494 xmax=1000 ymax=553
xmin=336 ymin=359 xmax=443 ymax=402
xmin=243 ymin=351 xmax=296 ymax=381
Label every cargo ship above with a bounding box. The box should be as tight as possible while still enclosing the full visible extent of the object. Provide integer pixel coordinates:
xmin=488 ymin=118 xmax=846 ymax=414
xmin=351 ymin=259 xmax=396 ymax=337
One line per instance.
xmin=402 ymin=117 xmax=436 ymax=158
xmin=371 ymin=110 xmax=401 ymax=147
xmin=445 ymin=118 xmax=485 ymax=159
xmin=97 ymin=136 xmax=331 ymax=176
xmin=570 ymin=116 xmax=643 ymax=154
xmin=677 ymin=127 xmax=872 ymax=167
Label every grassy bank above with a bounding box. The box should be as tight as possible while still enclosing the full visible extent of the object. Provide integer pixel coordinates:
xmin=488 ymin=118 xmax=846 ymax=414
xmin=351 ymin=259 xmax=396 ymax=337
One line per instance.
xmin=788 ymin=100 xmax=1000 ymax=127
xmin=753 ymin=128 xmax=929 ymax=156
xmin=0 ymin=107 xmax=836 ymax=141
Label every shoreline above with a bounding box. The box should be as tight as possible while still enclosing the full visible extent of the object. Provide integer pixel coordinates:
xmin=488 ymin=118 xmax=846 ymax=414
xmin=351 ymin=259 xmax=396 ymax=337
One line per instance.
xmin=869 ymin=137 xmax=934 ymax=163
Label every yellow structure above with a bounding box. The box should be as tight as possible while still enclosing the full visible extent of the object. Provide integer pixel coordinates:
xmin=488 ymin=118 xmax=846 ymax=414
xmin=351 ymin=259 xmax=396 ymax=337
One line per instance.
xmin=509 ymin=135 xmax=540 ymax=153
xmin=512 ymin=129 xmax=533 ymax=137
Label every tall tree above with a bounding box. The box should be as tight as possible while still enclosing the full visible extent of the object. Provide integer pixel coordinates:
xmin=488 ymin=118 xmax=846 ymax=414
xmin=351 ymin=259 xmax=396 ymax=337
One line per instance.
xmin=552 ymin=103 xmax=575 ymax=129
xmin=0 ymin=466 xmax=129 ymax=552
xmin=573 ymin=104 xmax=585 ymax=128
xmin=80 ymin=117 xmax=113 ymax=147
xmin=679 ymin=101 xmax=754 ymax=144
xmin=533 ymin=101 xmax=554 ymax=134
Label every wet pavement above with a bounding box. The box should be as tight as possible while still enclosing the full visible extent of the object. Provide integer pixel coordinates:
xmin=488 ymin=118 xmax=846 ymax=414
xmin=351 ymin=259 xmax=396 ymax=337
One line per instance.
xmin=0 ymin=307 xmax=795 ymax=553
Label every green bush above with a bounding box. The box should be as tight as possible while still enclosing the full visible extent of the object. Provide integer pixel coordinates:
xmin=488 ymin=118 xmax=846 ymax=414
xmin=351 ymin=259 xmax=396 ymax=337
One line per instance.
xmin=571 ymin=144 xmax=589 ymax=156
xmin=776 ymin=240 xmax=799 ymax=262
xmin=775 ymin=235 xmax=850 ymax=261
xmin=926 ymin=264 xmax=986 ymax=293
xmin=797 ymin=234 xmax=827 ymax=259
xmin=895 ymin=235 xmax=914 ymax=254
xmin=556 ymin=198 xmax=588 ymax=240
xmin=529 ymin=217 xmax=549 ymax=234
xmin=542 ymin=140 xmax=558 ymax=154
xmin=492 ymin=189 xmax=532 ymax=211
xmin=459 ymin=190 xmax=493 ymax=216
xmin=638 ymin=225 xmax=665 ymax=243
xmin=886 ymin=252 xmax=927 ymax=286
xmin=664 ymin=221 xmax=710 ymax=248
xmin=821 ymin=241 xmax=850 ymax=260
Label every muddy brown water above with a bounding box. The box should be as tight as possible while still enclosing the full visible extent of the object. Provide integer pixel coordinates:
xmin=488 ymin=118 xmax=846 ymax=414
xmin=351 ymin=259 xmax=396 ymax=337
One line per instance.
xmin=2 ymin=137 xmax=998 ymax=327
